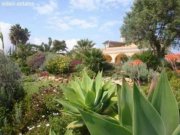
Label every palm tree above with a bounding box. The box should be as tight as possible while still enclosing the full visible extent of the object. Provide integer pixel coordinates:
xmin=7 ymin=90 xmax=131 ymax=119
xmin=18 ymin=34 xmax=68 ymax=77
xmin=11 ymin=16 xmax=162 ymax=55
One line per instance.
xmin=9 ymin=24 xmax=30 ymax=50
xmin=52 ymin=40 xmax=67 ymax=52
xmin=74 ymin=39 xmax=95 ymax=52
xmin=0 ymin=31 xmax=4 ymax=50
xmin=81 ymin=48 xmax=106 ymax=73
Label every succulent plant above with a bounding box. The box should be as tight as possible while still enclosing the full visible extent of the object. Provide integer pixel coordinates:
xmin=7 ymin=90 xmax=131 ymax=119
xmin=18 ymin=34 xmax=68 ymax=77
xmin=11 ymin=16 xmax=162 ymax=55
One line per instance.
xmin=56 ymin=71 xmax=117 ymax=132
xmin=80 ymin=71 xmax=180 ymax=135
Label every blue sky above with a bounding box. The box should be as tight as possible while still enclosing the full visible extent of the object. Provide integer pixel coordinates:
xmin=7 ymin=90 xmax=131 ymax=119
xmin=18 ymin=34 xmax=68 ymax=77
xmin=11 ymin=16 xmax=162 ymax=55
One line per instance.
xmin=0 ymin=0 xmax=133 ymax=51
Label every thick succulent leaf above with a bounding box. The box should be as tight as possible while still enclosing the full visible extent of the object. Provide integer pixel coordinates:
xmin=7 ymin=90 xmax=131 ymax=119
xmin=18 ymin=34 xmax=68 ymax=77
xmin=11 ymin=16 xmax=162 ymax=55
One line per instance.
xmin=101 ymin=84 xmax=116 ymax=103
xmin=56 ymin=99 xmax=79 ymax=114
xmin=102 ymin=97 xmax=117 ymax=116
xmin=94 ymin=89 xmax=103 ymax=106
xmin=69 ymin=80 xmax=85 ymax=101
xmin=118 ymin=79 xmax=133 ymax=127
xmin=80 ymin=109 xmax=131 ymax=135
xmin=61 ymin=85 xmax=84 ymax=105
xmin=103 ymin=80 xmax=114 ymax=91
xmin=76 ymin=78 xmax=87 ymax=96
xmin=172 ymin=125 xmax=180 ymax=135
xmin=95 ymin=71 xmax=103 ymax=92
xmin=85 ymin=91 xmax=96 ymax=107
xmin=81 ymin=71 xmax=93 ymax=92
xmin=133 ymin=84 xmax=166 ymax=135
xmin=152 ymin=71 xmax=179 ymax=135
xmin=65 ymin=129 xmax=73 ymax=135
xmin=49 ymin=128 xmax=56 ymax=135
xmin=94 ymin=72 xmax=103 ymax=104
xmin=67 ymin=120 xmax=84 ymax=129
xmin=93 ymin=101 xmax=104 ymax=112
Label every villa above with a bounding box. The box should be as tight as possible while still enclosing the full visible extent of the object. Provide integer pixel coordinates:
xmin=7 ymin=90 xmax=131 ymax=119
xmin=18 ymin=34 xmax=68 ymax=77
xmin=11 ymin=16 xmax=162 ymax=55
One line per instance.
xmin=102 ymin=40 xmax=145 ymax=64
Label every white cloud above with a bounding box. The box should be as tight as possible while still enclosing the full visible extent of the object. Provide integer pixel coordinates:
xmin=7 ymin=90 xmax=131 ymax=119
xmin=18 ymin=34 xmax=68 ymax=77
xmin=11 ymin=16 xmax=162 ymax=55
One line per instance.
xmin=34 ymin=0 xmax=58 ymax=15
xmin=69 ymin=18 xmax=97 ymax=29
xmin=0 ymin=22 xmax=13 ymax=52
xmin=69 ymin=0 xmax=132 ymax=11
xmin=70 ymin=0 xmax=97 ymax=11
xmin=47 ymin=16 xmax=71 ymax=30
xmin=29 ymin=37 xmax=48 ymax=45
xmin=47 ymin=16 xmax=97 ymax=30
xmin=65 ymin=39 xmax=78 ymax=50
xmin=99 ymin=20 xmax=119 ymax=31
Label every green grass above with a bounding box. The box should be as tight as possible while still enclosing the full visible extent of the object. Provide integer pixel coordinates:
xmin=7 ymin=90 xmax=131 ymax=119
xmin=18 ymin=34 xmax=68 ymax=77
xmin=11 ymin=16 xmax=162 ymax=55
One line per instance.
xmin=22 ymin=74 xmax=61 ymax=95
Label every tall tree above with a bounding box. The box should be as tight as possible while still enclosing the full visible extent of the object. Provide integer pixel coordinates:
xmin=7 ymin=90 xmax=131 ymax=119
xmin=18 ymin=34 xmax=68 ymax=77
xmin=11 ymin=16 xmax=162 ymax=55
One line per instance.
xmin=121 ymin=0 xmax=180 ymax=57
xmin=74 ymin=39 xmax=95 ymax=52
xmin=9 ymin=24 xmax=30 ymax=49
xmin=0 ymin=31 xmax=4 ymax=50
xmin=52 ymin=40 xmax=67 ymax=52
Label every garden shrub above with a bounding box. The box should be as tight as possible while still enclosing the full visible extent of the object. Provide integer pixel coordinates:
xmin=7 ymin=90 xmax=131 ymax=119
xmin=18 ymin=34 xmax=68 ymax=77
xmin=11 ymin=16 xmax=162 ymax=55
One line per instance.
xmin=169 ymin=75 xmax=180 ymax=109
xmin=26 ymin=52 xmax=45 ymax=72
xmin=70 ymin=59 xmax=82 ymax=71
xmin=0 ymin=52 xmax=25 ymax=109
xmin=49 ymin=115 xmax=78 ymax=135
xmin=80 ymin=48 xmax=112 ymax=73
xmin=0 ymin=52 xmax=25 ymax=134
xmin=21 ymin=66 xmax=31 ymax=75
xmin=131 ymin=51 xmax=160 ymax=70
xmin=24 ymin=120 xmax=50 ymax=135
xmin=41 ymin=52 xmax=59 ymax=70
xmin=71 ymin=64 xmax=96 ymax=78
xmin=122 ymin=60 xmax=149 ymax=82
xmin=165 ymin=53 xmax=180 ymax=73
xmin=46 ymin=56 xmax=71 ymax=74
xmin=10 ymin=85 xmax=62 ymax=134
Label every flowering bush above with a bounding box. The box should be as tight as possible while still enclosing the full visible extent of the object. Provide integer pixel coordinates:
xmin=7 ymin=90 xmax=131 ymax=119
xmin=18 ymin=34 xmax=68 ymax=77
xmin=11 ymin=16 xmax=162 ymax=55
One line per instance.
xmin=46 ymin=56 xmax=71 ymax=74
xmin=70 ymin=59 xmax=82 ymax=71
xmin=12 ymin=85 xmax=62 ymax=134
xmin=26 ymin=52 xmax=45 ymax=72
xmin=165 ymin=53 xmax=180 ymax=72
xmin=122 ymin=59 xmax=149 ymax=81
xmin=39 ymin=71 xmax=49 ymax=77
xmin=129 ymin=59 xmax=143 ymax=65
xmin=131 ymin=51 xmax=160 ymax=70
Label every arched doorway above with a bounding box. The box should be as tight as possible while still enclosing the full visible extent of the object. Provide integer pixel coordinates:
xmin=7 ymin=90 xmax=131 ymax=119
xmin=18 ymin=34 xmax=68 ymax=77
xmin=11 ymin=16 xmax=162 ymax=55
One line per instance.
xmin=103 ymin=54 xmax=112 ymax=63
xmin=115 ymin=53 xmax=128 ymax=64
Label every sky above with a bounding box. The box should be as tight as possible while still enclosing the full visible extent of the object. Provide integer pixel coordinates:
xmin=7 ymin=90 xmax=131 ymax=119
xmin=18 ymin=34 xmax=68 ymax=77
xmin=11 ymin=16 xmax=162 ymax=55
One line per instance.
xmin=0 ymin=0 xmax=133 ymax=52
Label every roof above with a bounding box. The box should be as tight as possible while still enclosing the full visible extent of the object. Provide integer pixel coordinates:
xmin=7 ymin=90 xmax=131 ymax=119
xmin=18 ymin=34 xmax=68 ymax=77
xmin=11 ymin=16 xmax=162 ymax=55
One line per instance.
xmin=103 ymin=40 xmax=125 ymax=47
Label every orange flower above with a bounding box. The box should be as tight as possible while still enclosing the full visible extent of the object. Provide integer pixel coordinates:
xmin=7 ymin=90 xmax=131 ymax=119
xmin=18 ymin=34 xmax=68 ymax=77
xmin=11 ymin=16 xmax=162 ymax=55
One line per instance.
xmin=131 ymin=59 xmax=143 ymax=66
xmin=165 ymin=53 xmax=180 ymax=63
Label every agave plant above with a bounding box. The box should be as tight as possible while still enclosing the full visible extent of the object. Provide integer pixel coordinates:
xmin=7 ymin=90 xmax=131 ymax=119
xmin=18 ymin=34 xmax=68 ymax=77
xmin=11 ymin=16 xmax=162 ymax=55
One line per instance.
xmin=56 ymin=71 xmax=117 ymax=132
xmin=80 ymin=71 xmax=180 ymax=135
